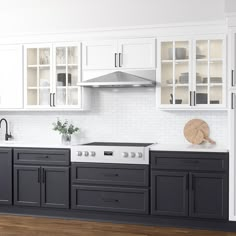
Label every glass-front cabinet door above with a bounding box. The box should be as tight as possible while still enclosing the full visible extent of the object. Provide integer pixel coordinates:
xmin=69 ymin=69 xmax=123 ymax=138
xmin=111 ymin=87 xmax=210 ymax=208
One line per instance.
xmin=24 ymin=43 xmax=81 ymax=109
xmin=160 ymin=40 xmax=191 ymax=108
xmin=194 ymin=39 xmax=225 ymax=107
xmin=159 ymin=37 xmax=225 ymax=109
xmin=25 ymin=45 xmax=52 ymax=108
xmin=53 ymin=43 xmax=81 ymax=108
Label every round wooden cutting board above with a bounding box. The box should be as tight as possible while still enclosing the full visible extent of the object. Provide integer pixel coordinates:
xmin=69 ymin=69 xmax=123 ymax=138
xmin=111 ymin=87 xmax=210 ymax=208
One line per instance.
xmin=184 ymin=119 xmax=216 ymax=145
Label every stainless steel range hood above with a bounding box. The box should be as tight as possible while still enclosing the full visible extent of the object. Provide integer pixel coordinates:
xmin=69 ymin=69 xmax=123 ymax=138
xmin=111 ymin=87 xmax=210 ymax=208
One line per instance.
xmin=78 ymin=70 xmax=156 ymax=88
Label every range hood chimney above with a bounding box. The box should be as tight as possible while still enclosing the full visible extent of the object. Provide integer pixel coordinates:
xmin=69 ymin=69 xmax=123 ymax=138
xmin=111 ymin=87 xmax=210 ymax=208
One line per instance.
xmin=78 ymin=71 xmax=156 ymax=88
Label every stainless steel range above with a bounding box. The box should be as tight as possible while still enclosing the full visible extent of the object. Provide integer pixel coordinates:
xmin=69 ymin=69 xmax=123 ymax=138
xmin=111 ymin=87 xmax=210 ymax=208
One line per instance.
xmin=71 ymin=142 xmax=154 ymax=164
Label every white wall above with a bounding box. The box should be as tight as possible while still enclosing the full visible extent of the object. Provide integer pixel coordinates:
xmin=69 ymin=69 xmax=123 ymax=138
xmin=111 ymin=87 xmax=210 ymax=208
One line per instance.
xmin=1 ymin=89 xmax=228 ymax=146
xmin=0 ymin=0 xmax=225 ymax=35
xmin=225 ymin=0 xmax=236 ymax=13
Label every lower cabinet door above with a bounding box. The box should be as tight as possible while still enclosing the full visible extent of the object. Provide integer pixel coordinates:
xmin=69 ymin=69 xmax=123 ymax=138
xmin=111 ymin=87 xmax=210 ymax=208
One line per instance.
xmin=71 ymin=185 xmax=149 ymax=214
xmin=151 ymin=171 xmax=189 ymax=216
xmin=41 ymin=166 xmax=69 ymax=209
xmin=189 ymin=172 xmax=228 ymax=219
xmin=0 ymin=148 xmax=12 ymax=205
xmin=14 ymin=165 xmax=41 ymax=207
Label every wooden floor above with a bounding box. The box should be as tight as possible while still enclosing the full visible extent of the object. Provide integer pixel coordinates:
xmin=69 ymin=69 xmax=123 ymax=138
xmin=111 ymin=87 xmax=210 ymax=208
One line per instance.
xmin=0 ymin=215 xmax=235 ymax=236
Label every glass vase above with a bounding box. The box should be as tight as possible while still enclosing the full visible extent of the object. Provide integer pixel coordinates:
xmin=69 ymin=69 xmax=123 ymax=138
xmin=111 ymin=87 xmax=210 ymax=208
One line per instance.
xmin=61 ymin=134 xmax=71 ymax=145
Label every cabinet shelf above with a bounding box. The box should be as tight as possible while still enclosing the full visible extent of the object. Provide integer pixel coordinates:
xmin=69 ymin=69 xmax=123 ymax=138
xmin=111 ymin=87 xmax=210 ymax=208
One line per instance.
xmin=196 ymin=83 xmax=223 ymax=87
xmin=27 ymin=86 xmax=50 ymax=89
xmin=56 ymin=64 xmax=78 ymax=67
xmin=163 ymin=84 xmax=189 ymax=88
xmin=196 ymin=59 xmax=223 ymax=63
xmin=27 ymin=65 xmax=37 ymax=68
xmin=196 ymin=83 xmax=208 ymax=87
xmin=56 ymin=86 xmax=78 ymax=89
xmin=27 ymin=87 xmax=37 ymax=90
xmin=27 ymin=65 xmax=50 ymax=68
xmin=162 ymin=59 xmax=189 ymax=64
xmin=210 ymin=83 xmax=223 ymax=87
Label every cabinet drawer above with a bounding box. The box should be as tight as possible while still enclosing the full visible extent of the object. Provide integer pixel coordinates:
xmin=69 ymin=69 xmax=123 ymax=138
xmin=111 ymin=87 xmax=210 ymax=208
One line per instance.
xmin=71 ymin=185 xmax=149 ymax=214
xmin=14 ymin=148 xmax=70 ymax=166
xmin=151 ymin=152 xmax=228 ymax=172
xmin=71 ymin=163 xmax=149 ymax=187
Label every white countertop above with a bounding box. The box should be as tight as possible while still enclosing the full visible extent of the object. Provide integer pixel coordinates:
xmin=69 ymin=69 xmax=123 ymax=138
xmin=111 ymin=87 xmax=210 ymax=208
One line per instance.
xmin=0 ymin=141 xmax=229 ymax=153
xmin=149 ymin=143 xmax=229 ymax=153
xmin=0 ymin=141 xmax=73 ymax=149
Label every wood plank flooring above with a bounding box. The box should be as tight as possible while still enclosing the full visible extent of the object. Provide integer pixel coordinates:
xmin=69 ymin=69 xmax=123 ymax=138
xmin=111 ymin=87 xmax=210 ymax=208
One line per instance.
xmin=0 ymin=214 xmax=235 ymax=236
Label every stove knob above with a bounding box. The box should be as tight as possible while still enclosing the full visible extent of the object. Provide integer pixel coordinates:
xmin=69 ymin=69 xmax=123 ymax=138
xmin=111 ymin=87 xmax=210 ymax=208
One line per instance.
xmin=77 ymin=151 xmax=82 ymax=156
xmin=130 ymin=152 xmax=136 ymax=158
xmin=122 ymin=152 xmax=128 ymax=158
xmin=89 ymin=151 xmax=96 ymax=157
xmin=137 ymin=152 xmax=143 ymax=158
xmin=83 ymin=151 xmax=89 ymax=156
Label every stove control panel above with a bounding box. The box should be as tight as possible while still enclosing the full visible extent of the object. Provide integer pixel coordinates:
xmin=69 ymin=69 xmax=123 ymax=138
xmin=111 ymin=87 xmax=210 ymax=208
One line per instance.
xmin=71 ymin=145 xmax=150 ymax=164
xmin=122 ymin=152 xmax=143 ymax=158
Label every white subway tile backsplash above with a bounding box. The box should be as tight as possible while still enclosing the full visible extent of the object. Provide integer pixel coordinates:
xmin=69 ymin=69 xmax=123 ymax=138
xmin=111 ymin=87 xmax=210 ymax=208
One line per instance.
xmin=0 ymin=88 xmax=228 ymax=146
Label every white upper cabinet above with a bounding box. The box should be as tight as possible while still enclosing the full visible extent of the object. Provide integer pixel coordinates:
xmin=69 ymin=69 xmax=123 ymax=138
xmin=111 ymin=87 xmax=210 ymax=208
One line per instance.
xmin=82 ymin=38 xmax=156 ymax=70
xmin=24 ymin=42 xmax=88 ymax=110
xmin=82 ymin=40 xmax=117 ymax=70
xmin=0 ymin=45 xmax=23 ymax=109
xmin=158 ymin=36 xmax=226 ymax=110
xmin=117 ymin=38 xmax=156 ymax=69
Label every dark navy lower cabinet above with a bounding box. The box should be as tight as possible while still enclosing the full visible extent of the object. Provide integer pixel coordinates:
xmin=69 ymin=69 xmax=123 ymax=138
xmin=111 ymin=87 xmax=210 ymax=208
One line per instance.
xmin=150 ymin=151 xmax=229 ymax=220
xmin=13 ymin=148 xmax=70 ymax=209
xmin=72 ymin=185 xmax=149 ymax=214
xmin=14 ymin=165 xmax=41 ymax=207
xmin=151 ymin=171 xmax=189 ymax=216
xmin=41 ymin=166 xmax=70 ymax=209
xmin=0 ymin=148 xmax=12 ymax=205
xmin=71 ymin=163 xmax=150 ymax=214
xmin=189 ymin=172 xmax=228 ymax=219
xmin=0 ymin=147 xmax=233 ymax=231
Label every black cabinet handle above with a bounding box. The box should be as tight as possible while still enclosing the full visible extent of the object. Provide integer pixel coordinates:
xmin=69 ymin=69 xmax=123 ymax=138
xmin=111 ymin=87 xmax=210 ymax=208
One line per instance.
xmin=183 ymin=160 xmax=199 ymax=164
xmin=53 ymin=93 xmax=56 ymax=107
xmin=232 ymin=93 xmax=235 ymax=110
xmin=185 ymin=174 xmax=189 ymax=190
xmin=36 ymin=155 xmax=49 ymax=159
xmin=41 ymin=155 xmax=49 ymax=158
xmin=193 ymin=91 xmax=196 ymax=106
xmin=190 ymin=174 xmax=194 ymax=191
xmin=103 ymin=173 xmax=119 ymax=177
xmin=118 ymin=53 xmax=122 ymax=67
xmin=41 ymin=168 xmax=46 ymax=183
xmin=190 ymin=91 xmax=192 ymax=106
xmin=102 ymin=198 xmax=119 ymax=203
xmin=232 ymin=70 xmax=234 ymax=87
xmin=38 ymin=168 xmax=41 ymax=183
xmin=49 ymin=93 xmax=52 ymax=107
xmin=115 ymin=53 xmax=118 ymax=67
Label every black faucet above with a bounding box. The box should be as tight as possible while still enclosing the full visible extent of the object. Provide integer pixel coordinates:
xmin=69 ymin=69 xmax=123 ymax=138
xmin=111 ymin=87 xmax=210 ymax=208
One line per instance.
xmin=0 ymin=118 xmax=13 ymax=141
